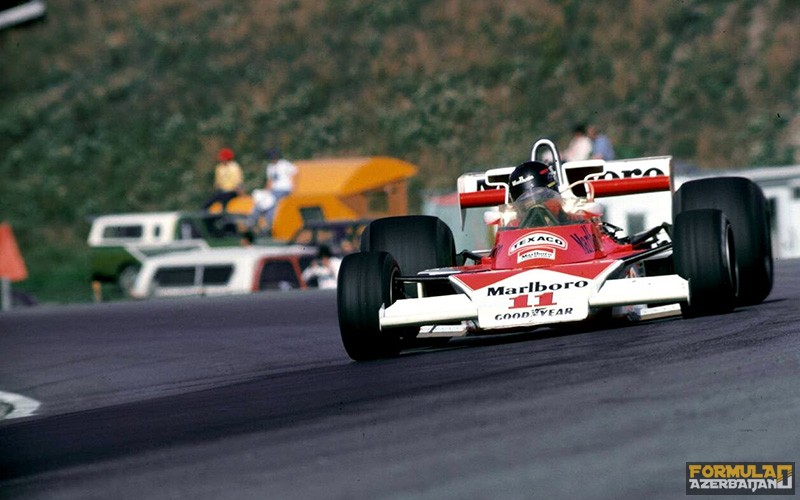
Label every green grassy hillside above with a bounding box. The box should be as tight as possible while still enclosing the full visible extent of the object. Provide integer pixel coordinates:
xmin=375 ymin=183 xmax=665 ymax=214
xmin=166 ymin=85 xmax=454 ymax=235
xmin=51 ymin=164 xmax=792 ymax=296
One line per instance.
xmin=1 ymin=0 xmax=799 ymax=303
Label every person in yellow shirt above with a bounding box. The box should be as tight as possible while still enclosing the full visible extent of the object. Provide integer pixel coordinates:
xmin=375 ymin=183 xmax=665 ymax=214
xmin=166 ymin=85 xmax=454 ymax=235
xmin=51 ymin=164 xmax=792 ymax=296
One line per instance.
xmin=202 ymin=148 xmax=244 ymax=211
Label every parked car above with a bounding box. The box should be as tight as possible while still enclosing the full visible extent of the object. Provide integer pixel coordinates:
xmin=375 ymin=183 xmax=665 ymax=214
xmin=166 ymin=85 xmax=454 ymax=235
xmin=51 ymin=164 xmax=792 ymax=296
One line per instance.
xmin=88 ymin=211 xmax=244 ymax=292
xmin=130 ymin=245 xmax=316 ymax=299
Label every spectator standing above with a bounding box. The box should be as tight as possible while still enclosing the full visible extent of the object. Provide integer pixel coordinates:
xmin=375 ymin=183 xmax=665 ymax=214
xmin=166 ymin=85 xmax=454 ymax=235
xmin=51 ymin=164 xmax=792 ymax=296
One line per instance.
xmin=202 ymin=148 xmax=244 ymax=211
xmin=262 ymin=147 xmax=298 ymax=228
xmin=588 ymin=125 xmax=616 ymax=161
xmin=562 ymin=124 xmax=592 ymax=161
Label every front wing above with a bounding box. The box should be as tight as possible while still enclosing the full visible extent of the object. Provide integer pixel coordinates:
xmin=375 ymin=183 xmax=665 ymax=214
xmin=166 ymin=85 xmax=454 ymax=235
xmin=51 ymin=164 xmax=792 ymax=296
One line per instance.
xmin=380 ymin=261 xmax=689 ymax=331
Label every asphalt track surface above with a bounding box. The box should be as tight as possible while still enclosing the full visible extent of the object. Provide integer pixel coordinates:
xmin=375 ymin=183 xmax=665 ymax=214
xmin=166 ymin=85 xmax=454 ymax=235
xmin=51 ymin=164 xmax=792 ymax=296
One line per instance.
xmin=0 ymin=260 xmax=798 ymax=500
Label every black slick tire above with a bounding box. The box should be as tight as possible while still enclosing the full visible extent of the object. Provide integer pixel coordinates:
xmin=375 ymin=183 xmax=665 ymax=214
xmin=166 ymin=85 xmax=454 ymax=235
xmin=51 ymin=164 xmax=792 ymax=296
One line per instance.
xmin=673 ymin=209 xmax=738 ymax=317
xmin=337 ymin=251 xmax=407 ymax=361
xmin=360 ymin=215 xmax=455 ymax=297
xmin=673 ymin=177 xmax=772 ymax=305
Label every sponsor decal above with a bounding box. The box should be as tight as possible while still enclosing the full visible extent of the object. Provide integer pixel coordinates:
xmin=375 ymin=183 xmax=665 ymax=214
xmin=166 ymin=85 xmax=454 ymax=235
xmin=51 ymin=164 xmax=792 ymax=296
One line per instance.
xmin=492 ymin=289 xmax=575 ymax=322
xmin=599 ymin=167 xmax=665 ymax=180
xmin=511 ymin=174 xmax=533 ymax=187
xmin=494 ymin=307 xmax=574 ymax=321
xmin=478 ymin=280 xmax=590 ymax=326
xmin=686 ymin=462 xmax=795 ymax=495
xmin=487 ymin=279 xmax=588 ymax=296
xmin=509 ymin=231 xmax=568 ymax=254
xmin=570 ymin=225 xmax=600 ymax=254
xmin=517 ymin=249 xmax=556 ymax=262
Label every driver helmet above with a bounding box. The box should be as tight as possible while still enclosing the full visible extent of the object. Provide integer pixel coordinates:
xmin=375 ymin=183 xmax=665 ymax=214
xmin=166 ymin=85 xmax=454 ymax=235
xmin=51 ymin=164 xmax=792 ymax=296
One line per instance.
xmin=508 ymin=161 xmax=558 ymax=202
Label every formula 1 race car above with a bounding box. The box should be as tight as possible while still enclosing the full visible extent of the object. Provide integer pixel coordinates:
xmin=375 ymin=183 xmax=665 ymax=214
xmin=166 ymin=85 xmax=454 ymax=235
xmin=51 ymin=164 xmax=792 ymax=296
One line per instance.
xmin=337 ymin=139 xmax=773 ymax=361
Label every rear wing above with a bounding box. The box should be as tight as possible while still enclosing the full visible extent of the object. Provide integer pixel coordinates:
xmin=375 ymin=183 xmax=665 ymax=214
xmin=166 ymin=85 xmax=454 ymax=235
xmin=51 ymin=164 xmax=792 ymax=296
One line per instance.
xmin=458 ymin=155 xmax=673 ymax=211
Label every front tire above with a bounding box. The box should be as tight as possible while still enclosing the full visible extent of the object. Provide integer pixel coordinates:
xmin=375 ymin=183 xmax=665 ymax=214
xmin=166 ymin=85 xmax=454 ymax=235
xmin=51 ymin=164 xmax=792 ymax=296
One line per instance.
xmin=673 ymin=177 xmax=772 ymax=305
xmin=337 ymin=251 xmax=407 ymax=361
xmin=673 ymin=209 xmax=738 ymax=317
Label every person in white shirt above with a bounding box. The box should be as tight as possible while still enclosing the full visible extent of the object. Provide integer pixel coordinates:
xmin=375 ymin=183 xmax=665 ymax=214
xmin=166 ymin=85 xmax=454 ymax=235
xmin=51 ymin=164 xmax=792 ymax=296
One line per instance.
xmin=562 ymin=124 xmax=592 ymax=161
xmin=246 ymin=187 xmax=275 ymax=235
xmin=249 ymin=148 xmax=298 ymax=235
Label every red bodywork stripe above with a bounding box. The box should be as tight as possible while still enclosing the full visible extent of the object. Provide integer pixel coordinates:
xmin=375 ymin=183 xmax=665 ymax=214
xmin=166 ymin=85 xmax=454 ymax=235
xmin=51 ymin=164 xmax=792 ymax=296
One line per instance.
xmin=458 ymin=175 xmax=671 ymax=208
xmin=589 ymin=175 xmax=670 ymax=197
xmin=459 ymin=189 xmax=505 ymax=208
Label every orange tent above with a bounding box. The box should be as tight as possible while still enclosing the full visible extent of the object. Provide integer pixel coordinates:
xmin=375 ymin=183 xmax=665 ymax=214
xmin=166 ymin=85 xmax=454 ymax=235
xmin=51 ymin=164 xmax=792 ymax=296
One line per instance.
xmin=0 ymin=223 xmax=27 ymax=281
xmin=212 ymin=157 xmax=418 ymax=240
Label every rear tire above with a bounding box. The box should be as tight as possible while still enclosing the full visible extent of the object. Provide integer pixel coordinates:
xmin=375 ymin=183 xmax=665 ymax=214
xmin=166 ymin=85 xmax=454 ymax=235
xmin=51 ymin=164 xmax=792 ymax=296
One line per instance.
xmin=673 ymin=209 xmax=738 ymax=317
xmin=337 ymin=251 xmax=407 ymax=361
xmin=360 ymin=215 xmax=455 ymax=297
xmin=360 ymin=215 xmax=455 ymax=274
xmin=673 ymin=177 xmax=772 ymax=305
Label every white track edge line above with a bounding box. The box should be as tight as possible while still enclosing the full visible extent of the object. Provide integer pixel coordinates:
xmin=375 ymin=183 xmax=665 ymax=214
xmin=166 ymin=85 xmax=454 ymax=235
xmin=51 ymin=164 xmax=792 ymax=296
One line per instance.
xmin=0 ymin=390 xmax=41 ymax=419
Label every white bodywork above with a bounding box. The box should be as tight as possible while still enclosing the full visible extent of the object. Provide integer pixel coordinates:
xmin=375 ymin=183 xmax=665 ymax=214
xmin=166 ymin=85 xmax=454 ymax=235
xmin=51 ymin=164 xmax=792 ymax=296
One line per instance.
xmin=380 ymin=266 xmax=689 ymax=331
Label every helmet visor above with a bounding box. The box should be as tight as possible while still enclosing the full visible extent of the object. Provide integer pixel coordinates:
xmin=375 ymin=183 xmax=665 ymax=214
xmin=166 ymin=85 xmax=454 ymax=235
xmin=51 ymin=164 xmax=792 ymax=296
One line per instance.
xmin=514 ymin=186 xmax=562 ymax=208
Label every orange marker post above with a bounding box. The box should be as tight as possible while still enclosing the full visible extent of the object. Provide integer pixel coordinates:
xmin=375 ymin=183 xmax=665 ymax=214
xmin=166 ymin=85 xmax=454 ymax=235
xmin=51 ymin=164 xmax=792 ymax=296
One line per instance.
xmin=0 ymin=223 xmax=28 ymax=311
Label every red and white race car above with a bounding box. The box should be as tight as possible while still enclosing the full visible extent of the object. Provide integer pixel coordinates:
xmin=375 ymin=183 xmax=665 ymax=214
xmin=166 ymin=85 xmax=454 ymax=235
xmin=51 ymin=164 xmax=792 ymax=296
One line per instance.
xmin=337 ymin=139 xmax=773 ymax=360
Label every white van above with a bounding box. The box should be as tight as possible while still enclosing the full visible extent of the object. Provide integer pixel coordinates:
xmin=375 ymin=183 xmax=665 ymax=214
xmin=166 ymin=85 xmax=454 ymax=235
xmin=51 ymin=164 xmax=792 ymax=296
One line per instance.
xmin=130 ymin=246 xmax=316 ymax=299
xmin=88 ymin=211 xmax=243 ymax=292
